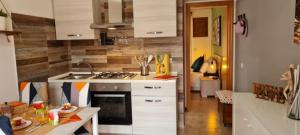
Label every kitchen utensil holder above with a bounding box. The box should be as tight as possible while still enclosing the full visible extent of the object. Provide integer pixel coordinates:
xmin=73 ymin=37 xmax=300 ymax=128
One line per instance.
xmin=141 ymin=66 xmax=149 ymax=76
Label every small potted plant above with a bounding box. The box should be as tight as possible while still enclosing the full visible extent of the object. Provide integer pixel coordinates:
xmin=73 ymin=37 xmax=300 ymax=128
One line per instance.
xmin=0 ymin=9 xmax=8 ymax=30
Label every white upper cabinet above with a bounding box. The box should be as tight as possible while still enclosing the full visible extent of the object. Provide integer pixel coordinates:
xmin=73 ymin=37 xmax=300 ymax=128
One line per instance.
xmin=53 ymin=0 xmax=95 ymax=40
xmin=133 ymin=0 xmax=177 ymax=38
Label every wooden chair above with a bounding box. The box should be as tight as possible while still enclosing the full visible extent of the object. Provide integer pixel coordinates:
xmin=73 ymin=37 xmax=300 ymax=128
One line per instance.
xmin=19 ymin=82 xmax=48 ymax=105
xmin=61 ymin=82 xmax=92 ymax=135
xmin=0 ymin=116 xmax=13 ymax=135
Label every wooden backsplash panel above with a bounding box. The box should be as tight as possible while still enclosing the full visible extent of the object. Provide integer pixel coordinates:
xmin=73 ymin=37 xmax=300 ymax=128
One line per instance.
xmin=48 ymin=40 xmax=71 ymax=77
xmin=12 ymin=13 xmax=71 ymax=81
xmin=107 ymin=56 xmax=132 ymax=64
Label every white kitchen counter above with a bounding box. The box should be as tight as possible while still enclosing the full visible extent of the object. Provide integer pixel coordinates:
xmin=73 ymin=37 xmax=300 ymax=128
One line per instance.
xmin=234 ymin=92 xmax=300 ymax=135
xmin=48 ymin=72 xmax=177 ymax=83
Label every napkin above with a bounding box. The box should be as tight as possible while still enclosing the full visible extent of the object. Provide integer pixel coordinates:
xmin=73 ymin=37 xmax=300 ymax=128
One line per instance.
xmin=61 ymin=114 xmax=81 ymax=124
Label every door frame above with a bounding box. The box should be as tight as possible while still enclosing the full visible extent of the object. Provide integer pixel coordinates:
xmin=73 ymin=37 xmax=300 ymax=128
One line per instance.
xmin=183 ymin=0 xmax=234 ymax=111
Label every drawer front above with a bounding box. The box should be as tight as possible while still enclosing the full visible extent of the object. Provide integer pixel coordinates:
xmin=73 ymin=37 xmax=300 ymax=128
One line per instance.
xmin=131 ymin=82 xmax=176 ymax=97
xmin=132 ymin=96 xmax=177 ymax=135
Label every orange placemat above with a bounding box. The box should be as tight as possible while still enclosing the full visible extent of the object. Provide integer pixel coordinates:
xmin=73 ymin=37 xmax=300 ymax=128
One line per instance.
xmin=61 ymin=114 xmax=82 ymax=124
xmin=13 ymin=107 xmax=83 ymax=135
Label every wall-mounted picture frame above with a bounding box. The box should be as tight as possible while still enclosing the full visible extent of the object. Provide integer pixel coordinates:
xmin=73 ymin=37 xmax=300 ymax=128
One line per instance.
xmin=213 ymin=16 xmax=222 ymax=46
xmin=193 ymin=17 xmax=208 ymax=37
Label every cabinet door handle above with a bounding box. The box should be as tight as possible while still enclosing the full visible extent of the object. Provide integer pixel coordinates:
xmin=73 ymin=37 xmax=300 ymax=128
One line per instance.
xmin=144 ymin=86 xmax=161 ymax=89
xmin=155 ymin=99 xmax=162 ymax=102
xmin=67 ymin=34 xmax=82 ymax=37
xmin=146 ymin=31 xmax=163 ymax=35
xmin=146 ymin=32 xmax=155 ymax=34
xmin=144 ymin=86 xmax=154 ymax=89
xmin=145 ymin=99 xmax=153 ymax=102
xmin=154 ymin=86 xmax=161 ymax=89
xmin=154 ymin=31 xmax=163 ymax=34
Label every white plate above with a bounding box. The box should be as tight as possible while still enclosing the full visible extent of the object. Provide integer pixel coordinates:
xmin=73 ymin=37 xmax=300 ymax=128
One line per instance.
xmin=59 ymin=106 xmax=78 ymax=114
xmin=12 ymin=120 xmax=32 ymax=130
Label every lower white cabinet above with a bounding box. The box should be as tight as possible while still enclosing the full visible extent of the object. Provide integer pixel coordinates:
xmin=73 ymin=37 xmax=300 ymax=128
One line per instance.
xmin=132 ymin=96 xmax=176 ymax=135
xmin=131 ymin=81 xmax=177 ymax=135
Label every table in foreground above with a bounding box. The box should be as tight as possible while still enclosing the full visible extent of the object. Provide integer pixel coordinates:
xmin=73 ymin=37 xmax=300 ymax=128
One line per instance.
xmin=48 ymin=107 xmax=99 ymax=135
xmin=15 ymin=107 xmax=100 ymax=135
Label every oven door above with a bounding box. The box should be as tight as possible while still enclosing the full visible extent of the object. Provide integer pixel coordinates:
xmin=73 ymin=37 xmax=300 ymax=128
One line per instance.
xmin=91 ymin=91 xmax=132 ymax=125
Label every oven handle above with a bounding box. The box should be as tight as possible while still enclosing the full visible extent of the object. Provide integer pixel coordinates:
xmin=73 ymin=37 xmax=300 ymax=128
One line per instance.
xmin=93 ymin=94 xmax=125 ymax=98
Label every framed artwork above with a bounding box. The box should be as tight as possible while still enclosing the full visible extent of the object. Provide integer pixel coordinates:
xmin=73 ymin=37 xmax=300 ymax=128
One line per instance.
xmin=193 ymin=17 xmax=208 ymax=37
xmin=213 ymin=16 xmax=222 ymax=46
xmin=295 ymin=0 xmax=300 ymax=44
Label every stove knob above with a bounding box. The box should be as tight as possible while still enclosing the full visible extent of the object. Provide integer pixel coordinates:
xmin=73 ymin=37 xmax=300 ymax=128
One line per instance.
xmin=114 ymin=86 xmax=119 ymax=90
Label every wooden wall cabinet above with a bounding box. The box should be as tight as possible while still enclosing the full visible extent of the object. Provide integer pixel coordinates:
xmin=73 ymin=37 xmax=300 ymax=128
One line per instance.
xmin=133 ymin=0 xmax=177 ymax=38
xmin=53 ymin=0 xmax=95 ymax=40
xmin=131 ymin=81 xmax=177 ymax=135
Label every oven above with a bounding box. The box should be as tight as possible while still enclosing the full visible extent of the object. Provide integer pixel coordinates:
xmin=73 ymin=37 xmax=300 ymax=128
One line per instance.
xmin=90 ymin=83 xmax=132 ymax=125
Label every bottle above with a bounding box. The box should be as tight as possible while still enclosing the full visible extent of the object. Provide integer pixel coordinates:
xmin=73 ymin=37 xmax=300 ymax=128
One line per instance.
xmin=1 ymin=102 xmax=12 ymax=118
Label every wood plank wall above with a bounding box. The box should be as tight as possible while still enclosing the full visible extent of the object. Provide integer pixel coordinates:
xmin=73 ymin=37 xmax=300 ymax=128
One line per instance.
xmin=12 ymin=13 xmax=71 ymax=82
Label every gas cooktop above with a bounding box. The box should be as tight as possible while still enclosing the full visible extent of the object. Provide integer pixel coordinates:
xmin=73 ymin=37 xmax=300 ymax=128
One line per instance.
xmin=93 ymin=72 xmax=137 ymax=79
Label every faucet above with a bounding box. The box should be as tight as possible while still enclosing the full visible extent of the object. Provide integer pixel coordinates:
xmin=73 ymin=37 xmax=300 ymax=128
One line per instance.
xmin=76 ymin=62 xmax=95 ymax=76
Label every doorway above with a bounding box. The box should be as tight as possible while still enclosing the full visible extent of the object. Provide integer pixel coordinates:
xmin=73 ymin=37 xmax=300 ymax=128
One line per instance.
xmin=183 ymin=0 xmax=234 ymax=111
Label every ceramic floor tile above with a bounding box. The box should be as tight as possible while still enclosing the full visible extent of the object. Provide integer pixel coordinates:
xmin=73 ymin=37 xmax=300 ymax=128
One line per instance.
xmin=179 ymin=92 xmax=232 ymax=135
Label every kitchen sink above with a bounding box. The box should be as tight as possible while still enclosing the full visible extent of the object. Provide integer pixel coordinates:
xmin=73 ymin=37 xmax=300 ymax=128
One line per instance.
xmin=58 ymin=73 xmax=93 ymax=80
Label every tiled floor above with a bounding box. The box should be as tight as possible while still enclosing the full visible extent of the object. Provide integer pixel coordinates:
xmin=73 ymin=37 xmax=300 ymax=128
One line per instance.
xmin=179 ymin=92 xmax=232 ymax=135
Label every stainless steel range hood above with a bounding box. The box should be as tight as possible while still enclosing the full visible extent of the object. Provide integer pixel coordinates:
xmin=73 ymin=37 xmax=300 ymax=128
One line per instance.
xmin=91 ymin=0 xmax=132 ymax=30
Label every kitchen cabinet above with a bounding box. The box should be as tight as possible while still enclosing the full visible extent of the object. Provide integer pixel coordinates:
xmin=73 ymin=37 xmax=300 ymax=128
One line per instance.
xmin=132 ymin=81 xmax=177 ymax=135
xmin=53 ymin=0 xmax=95 ymax=40
xmin=133 ymin=0 xmax=177 ymax=38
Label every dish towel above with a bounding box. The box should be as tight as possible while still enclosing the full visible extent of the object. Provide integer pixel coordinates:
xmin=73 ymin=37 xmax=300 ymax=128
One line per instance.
xmin=0 ymin=116 xmax=13 ymax=135
xmin=62 ymin=82 xmax=90 ymax=107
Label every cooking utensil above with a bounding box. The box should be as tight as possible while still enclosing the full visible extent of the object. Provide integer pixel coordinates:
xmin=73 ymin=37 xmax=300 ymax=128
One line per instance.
xmin=141 ymin=66 xmax=149 ymax=76
xmin=135 ymin=55 xmax=142 ymax=66
xmin=146 ymin=55 xmax=153 ymax=66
